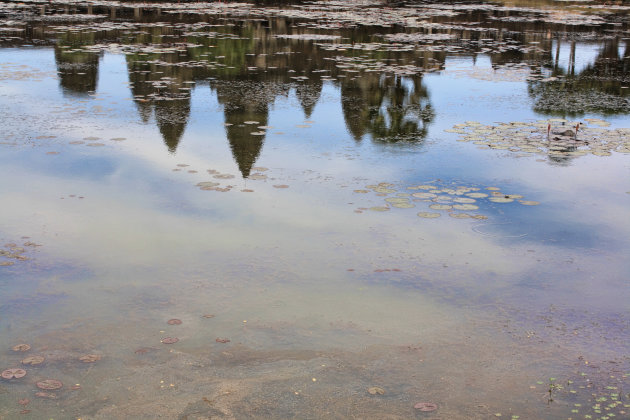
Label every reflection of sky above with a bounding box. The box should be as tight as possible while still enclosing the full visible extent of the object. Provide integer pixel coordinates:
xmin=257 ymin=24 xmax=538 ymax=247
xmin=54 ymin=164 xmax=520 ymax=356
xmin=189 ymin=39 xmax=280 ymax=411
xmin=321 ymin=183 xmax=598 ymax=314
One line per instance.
xmin=551 ymin=40 xmax=604 ymax=74
xmin=0 ymin=47 xmax=629 ymax=336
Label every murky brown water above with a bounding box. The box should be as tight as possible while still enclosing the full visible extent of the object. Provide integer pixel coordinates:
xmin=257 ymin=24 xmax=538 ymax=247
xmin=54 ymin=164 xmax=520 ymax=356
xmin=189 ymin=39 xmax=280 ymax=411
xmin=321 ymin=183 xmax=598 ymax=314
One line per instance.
xmin=0 ymin=0 xmax=629 ymax=418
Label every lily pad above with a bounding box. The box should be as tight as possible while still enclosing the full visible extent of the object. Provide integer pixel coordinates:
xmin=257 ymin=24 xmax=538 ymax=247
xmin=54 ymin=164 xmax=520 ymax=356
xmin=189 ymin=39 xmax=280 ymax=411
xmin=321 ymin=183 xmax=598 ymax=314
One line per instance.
xmin=21 ymin=356 xmax=44 ymax=366
xmin=449 ymin=213 xmax=471 ymax=219
xmin=429 ymin=204 xmax=452 ymax=210
xmin=453 ymin=204 xmax=479 ymax=210
xmin=489 ymin=197 xmax=514 ymax=203
xmin=1 ymin=368 xmax=26 ymax=379
xmin=412 ymin=192 xmax=438 ymax=199
xmin=36 ymin=379 xmax=62 ymax=390
xmin=12 ymin=344 xmax=30 ymax=352
xmin=79 ymin=354 xmax=102 ymax=363
xmin=417 ymin=212 xmax=441 ymax=218
xmin=391 ymin=202 xmax=415 ymax=209
xmin=414 ymin=402 xmax=438 ymax=412
xmin=367 ymin=386 xmax=385 ymax=395
xmin=519 ymin=200 xmax=540 ymax=206
xmin=453 ymin=197 xmax=476 ymax=204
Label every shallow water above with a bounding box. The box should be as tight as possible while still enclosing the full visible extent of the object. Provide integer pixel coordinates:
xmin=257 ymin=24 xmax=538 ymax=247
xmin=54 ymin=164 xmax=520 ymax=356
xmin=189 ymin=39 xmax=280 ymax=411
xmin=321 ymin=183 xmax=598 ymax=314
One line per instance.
xmin=0 ymin=0 xmax=629 ymax=418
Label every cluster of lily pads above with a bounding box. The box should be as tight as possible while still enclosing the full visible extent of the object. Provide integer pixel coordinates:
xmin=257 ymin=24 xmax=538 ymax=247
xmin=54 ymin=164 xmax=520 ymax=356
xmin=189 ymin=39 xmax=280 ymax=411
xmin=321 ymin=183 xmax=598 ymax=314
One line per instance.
xmin=0 ymin=240 xmax=40 ymax=267
xmin=191 ymin=166 xmax=278 ymax=193
xmin=532 ymin=370 xmax=629 ymax=420
xmin=354 ymin=181 xmax=539 ymax=220
xmin=446 ymin=119 xmax=630 ymax=159
xmin=1 ymin=342 xmax=101 ymax=407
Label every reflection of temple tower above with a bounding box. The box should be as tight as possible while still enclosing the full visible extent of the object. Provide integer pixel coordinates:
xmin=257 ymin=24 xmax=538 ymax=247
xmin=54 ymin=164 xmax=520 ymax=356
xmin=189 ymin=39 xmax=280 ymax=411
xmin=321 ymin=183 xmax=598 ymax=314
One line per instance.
xmin=155 ymin=99 xmax=190 ymax=153
xmin=295 ymin=78 xmax=323 ymax=119
xmin=213 ymin=80 xmax=277 ymax=178
xmin=125 ymin=53 xmax=192 ymax=153
xmin=54 ymin=45 xmax=100 ymax=96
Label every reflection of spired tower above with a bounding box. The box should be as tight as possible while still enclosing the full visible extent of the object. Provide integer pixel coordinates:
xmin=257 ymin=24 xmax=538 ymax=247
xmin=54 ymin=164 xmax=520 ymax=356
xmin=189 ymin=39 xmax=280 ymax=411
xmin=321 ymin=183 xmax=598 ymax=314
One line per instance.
xmin=339 ymin=72 xmax=434 ymax=143
xmin=155 ymin=98 xmax=191 ymax=154
xmin=213 ymin=80 xmax=289 ymax=178
xmin=54 ymin=46 xmax=100 ymax=97
xmin=126 ymin=55 xmax=193 ymax=153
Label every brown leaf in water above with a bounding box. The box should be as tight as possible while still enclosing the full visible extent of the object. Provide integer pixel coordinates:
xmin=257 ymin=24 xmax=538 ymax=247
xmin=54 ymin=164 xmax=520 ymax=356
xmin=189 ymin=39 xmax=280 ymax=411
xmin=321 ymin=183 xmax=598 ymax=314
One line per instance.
xmin=12 ymin=344 xmax=30 ymax=352
xmin=36 ymin=379 xmax=62 ymax=390
xmin=1 ymin=368 xmax=26 ymax=379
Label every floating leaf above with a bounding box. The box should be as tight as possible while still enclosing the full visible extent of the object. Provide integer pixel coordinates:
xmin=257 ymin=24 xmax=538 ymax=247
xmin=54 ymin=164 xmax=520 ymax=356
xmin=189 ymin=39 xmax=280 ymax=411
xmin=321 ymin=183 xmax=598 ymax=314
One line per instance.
xmin=1 ymin=368 xmax=26 ymax=379
xmin=36 ymin=379 xmax=62 ymax=390
xmin=414 ymin=402 xmax=438 ymax=411
xmin=453 ymin=204 xmax=479 ymax=210
xmin=79 ymin=354 xmax=102 ymax=363
xmin=12 ymin=344 xmax=30 ymax=352
xmin=429 ymin=204 xmax=452 ymax=210
xmin=489 ymin=197 xmax=514 ymax=203
xmin=21 ymin=356 xmax=44 ymax=366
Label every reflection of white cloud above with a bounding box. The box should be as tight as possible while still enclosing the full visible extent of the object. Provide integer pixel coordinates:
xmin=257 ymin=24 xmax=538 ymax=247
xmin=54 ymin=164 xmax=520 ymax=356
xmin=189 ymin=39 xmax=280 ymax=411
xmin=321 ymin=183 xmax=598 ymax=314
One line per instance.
xmin=551 ymin=40 xmax=602 ymax=74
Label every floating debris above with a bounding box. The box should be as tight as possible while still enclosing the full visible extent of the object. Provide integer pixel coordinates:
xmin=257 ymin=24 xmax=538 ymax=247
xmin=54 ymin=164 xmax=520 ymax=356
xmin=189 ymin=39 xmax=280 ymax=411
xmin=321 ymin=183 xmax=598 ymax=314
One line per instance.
xmin=215 ymin=338 xmax=230 ymax=343
xmin=167 ymin=319 xmax=182 ymax=325
xmin=202 ymin=314 xmax=215 ymax=319
xmin=161 ymin=337 xmax=179 ymax=344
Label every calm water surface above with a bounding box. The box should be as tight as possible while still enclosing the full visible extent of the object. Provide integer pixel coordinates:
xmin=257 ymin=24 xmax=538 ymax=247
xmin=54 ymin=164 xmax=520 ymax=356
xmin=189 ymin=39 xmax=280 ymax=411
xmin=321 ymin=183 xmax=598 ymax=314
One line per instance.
xmin=0 ymin=0 xmax=629 ymax=418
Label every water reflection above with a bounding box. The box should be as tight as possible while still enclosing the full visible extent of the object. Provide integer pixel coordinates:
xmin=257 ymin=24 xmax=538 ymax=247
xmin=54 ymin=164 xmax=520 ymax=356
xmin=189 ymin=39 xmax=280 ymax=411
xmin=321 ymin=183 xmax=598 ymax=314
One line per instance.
xmin=13 ymin=0 xmax=625 ymax=163
xmin=528 ymin=37 xmax=630 ymax=117
xmin=46 ymin=16 xmax=438 ymax=167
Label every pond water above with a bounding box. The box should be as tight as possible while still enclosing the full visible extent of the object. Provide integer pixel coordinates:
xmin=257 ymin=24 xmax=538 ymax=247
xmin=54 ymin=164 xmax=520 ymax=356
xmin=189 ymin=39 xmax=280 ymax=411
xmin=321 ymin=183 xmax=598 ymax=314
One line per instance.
xmin=0 ymin=0 xmax=629 ymax=418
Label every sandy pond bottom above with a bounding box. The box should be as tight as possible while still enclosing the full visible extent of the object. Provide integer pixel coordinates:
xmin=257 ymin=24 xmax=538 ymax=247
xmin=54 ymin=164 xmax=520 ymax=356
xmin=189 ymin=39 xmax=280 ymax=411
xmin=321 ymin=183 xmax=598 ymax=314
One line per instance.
xmin=0 ymin=221 xmax=627 ymax=420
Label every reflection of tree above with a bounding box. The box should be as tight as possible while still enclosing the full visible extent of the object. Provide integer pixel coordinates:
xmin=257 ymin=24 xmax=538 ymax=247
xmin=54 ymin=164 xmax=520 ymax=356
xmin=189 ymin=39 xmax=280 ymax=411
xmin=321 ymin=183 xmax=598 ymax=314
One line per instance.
xmin=340 ymin=73 xmax=433 ymax=143
xmin=528 ymin=37 xmax=630 ymax=117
